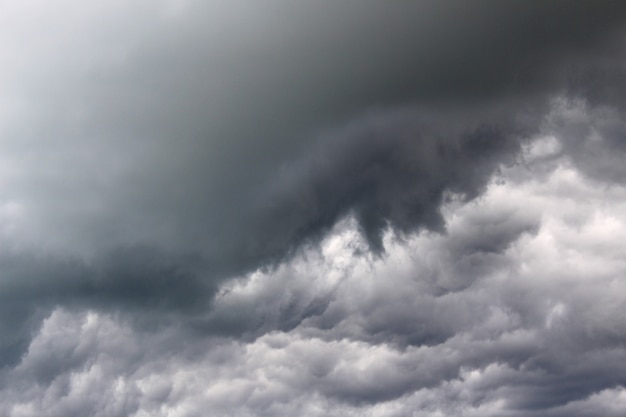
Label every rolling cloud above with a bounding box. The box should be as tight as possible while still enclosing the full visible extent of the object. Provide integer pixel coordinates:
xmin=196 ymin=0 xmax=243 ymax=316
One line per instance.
xmin=1 ymin=1 xmax=626 ymax=416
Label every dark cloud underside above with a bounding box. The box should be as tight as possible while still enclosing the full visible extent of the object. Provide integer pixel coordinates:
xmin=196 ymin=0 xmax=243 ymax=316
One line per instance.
xmin=1 ymin=1 xmax=626 ymax=416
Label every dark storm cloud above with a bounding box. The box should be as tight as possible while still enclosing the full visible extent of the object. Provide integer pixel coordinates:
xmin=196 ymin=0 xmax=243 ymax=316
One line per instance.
xmin=0 ymin=107 xmax=528 ymax=368
xmin=245 ymin=108 xmax=526 ymax=256
xmin=2 ymin=2 xmax=626 ymax=416
xmin=2 ymin=0 xmax=625 ymax=264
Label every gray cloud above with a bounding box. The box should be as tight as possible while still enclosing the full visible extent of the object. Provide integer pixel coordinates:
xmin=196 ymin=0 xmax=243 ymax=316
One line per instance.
xmin=1 ymin=0 xmax=625 ymax=259
xmin=544 ymin=99 xmax=626 ymax=183
xmin=0 ymin=246 xmax=213 ymax=370
xmin=2 ymin=1 xmax=626 ymax=416
xmin=3 ymin=150 xmax=626 ymax=416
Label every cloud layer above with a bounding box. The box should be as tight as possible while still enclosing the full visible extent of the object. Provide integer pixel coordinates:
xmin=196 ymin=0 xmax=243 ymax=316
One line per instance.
xmin=3 ymin=138 xmax=626 ymax=416
xmin=1 ymin=1 xmax=626 ymax=416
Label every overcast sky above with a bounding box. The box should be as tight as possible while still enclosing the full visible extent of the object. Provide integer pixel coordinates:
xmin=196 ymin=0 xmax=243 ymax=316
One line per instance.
xmin=1 ymin=1 xmax=626 ymax=416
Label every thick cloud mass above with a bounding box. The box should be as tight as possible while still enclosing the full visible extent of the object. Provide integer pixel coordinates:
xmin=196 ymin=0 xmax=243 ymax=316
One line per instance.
xmin=4 ymin=149 xmax=626 ymax=416
xmin=1 ymin=1 xmax=626 ymax=416
xmin=1 ymin=0 xmax=625 ymax=258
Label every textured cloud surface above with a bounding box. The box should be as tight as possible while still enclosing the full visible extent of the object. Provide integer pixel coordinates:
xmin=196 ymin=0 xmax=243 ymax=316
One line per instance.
xmin=1 ymin=1 xmax=626 ymax=416
xmin=4 ymin=141 xmax=626 ymax=416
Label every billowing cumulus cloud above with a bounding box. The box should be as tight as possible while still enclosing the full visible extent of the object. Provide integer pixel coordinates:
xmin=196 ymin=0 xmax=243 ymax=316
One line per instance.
xmin=3 ymin=142 xmax=626 ymax=416
xmin=1 ymin=1 xmax=626 ymax=416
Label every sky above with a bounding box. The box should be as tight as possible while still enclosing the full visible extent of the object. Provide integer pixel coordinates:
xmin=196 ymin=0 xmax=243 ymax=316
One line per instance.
xmin=1 ymin=1 xmax=626 ymax=416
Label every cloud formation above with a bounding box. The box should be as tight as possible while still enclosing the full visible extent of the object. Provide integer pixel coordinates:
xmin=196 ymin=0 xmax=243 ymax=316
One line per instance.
xmin=1 ymin=0 xmax=624 ymax=258
xmin=1 ymin=1 xmax=626 ymax=416
xmin=3 ymin=142 xmax=626 ymax=416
